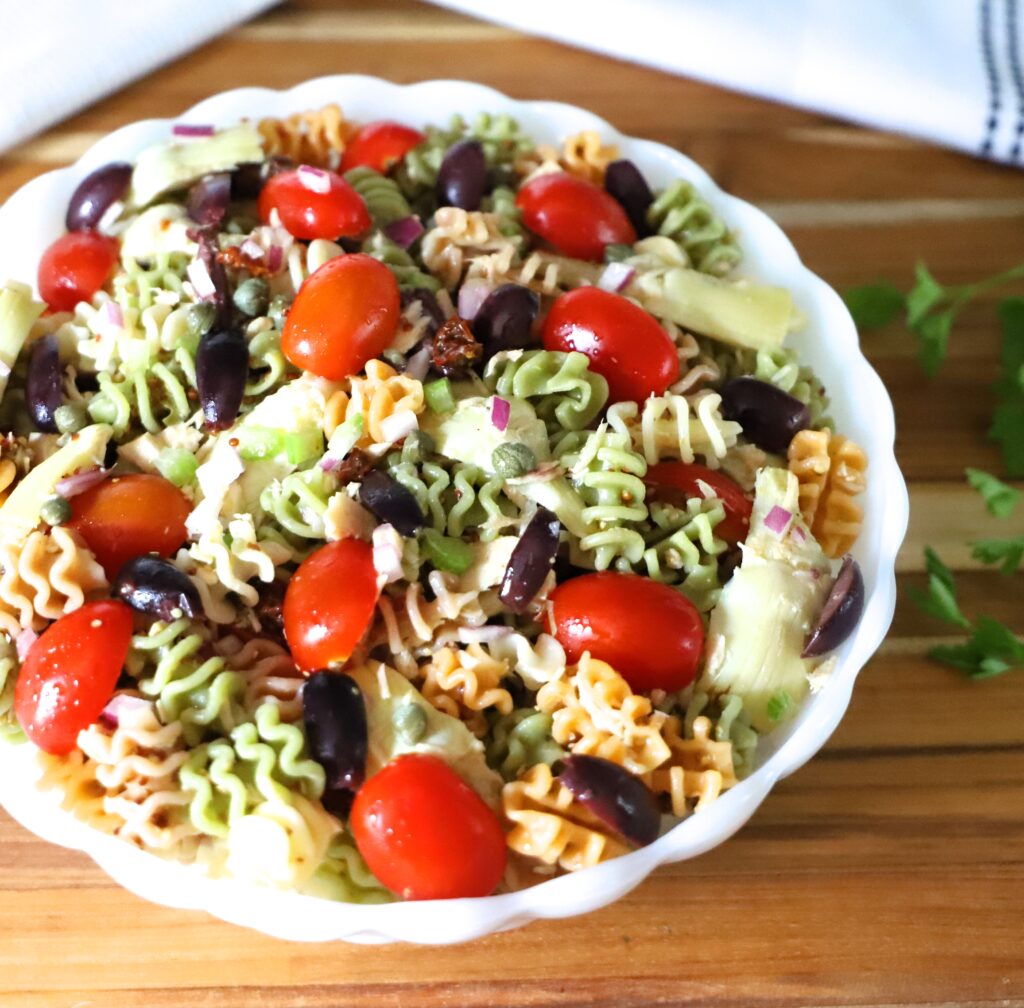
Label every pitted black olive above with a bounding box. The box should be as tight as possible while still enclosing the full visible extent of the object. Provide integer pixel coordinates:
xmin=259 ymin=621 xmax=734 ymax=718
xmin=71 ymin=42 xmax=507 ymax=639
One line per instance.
xmin=437 ymin=139 xmax=487 ymax=211
xmin=474 ymin=284 xmax=539 ymax=358
xmin=721 ymin=377 xmax=810 ymax=454
xmin=358 ymin=469 xmax=425 ymax=536
xmin=26 ymin=333 xmax=64 ymax=433
xmin=604 ymin=159 xmax=654 ymax=237
xmin=111 ymin=555 xmax=201 ymax=621
xmin=65 ymin=162 xmax=132 ymax=232
xmin=196 ymin=327 xmax=248 ymax=430
xmin=186 ymin=172 xmax=231 ymax=228
xmin=803 ymin=555 xmax=865 ymax=657
xmin=499 ymin=506 xmax=560 ymax=614
xmin=302 ymin=672 xmax=368 ymax=794
xmin=559 ymin=754 xmax=661 ymax=847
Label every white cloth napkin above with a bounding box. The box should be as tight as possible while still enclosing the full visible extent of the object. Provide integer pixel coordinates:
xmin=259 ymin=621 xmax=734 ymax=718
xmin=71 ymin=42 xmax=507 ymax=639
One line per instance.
xmin=0 ymin=0 xmax=276 ymax=155
xmin=430 ymin=0 xmax=1024 ymax=165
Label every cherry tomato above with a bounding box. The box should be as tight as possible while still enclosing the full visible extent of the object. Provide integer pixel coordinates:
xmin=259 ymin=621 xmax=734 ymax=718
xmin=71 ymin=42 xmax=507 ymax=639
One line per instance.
xmin=38 ymin=231 xmax=119 ymax=313
xmin=258 ymin=168 xmax=371 ymax=241
xmin=644 ymin=462 xmax=752 ymax=546
xmin=283 ymin=538 xmax=379 ymax=672
xmin=515 ymin=172 xmax=636 ymax=261
xmin=543 ymin=287 xmax=678 ymax=403
xmin=282 ymin=253 xmax=400 ymax=380
xmin=340 ymin=120 xmax=425 ymax=174
xmin=550 ymin=572 xmax=704 ymax=693
xmin=351 ymin=753 xmax=507 ymax=900
xmin=67 ymin=474 xmax=191 ymax=579
xmin=14 ymin=600 xmax=134 ymax=754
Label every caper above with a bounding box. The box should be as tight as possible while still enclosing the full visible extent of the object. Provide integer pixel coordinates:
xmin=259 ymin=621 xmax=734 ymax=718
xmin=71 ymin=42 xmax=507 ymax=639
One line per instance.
xmin=40 ymin=495 xmax=72 ymax=526
xmin=186 ymin=302 xmax=217 ymax=339
xmin=393 ymin=703 xmax=428 ymax=745
xmin=492 ymin=441 xmax=536 ymax=478
xmin=233 ymin=277 xmax=269 ymax=318
xmin=268 ymin=294 xmax=292 ymax=328
xmin=53 ymin=402 xmax=88 ymax=435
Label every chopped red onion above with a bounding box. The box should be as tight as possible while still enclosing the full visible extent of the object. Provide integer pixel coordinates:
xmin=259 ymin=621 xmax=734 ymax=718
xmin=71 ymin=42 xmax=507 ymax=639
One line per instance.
xmin=379 ymin=409 xmax=418 ymax=444
xmin=383 ymin=215 xmax=425 ymax=249
xmin=187 ymin=256 xmax=217 ymax=300
xmin=372 ymin=524 xmax=404 ymax=585
xmin=491 ymin=396 xmax=511 ymax=432
xmin=404 ymin=344 xmax=432 ymax=381
xmin=791 ymin=524 xmax=807 ymax=543
xmin=15 ymin=628 xmax=37 ymax=662
xmin=764 ymin=505 xmax=793 ymax=535
xmin=597 ymin=262 xmax=636 ymax=294
xmin=297 ymin=164 xmax=332 ymax=194
xmin=240 ymin=238 xmax=265 ymax=261
xmin=99 ymin=693 xmax=154 ymax=729
xmin=172 ymin=123 xmax=215 ymax=138
xmin=457 ymin=279 xmax=494 ymax=321
xmin=101 ymin=300 xmax=123 ymax=328
xmin=320 ymin=454 xmax=340 ymax=472
xmin=266 ymin=245 xmax=284 ymax=272
xmin=54 ymin=467 xmax=107 ymax=499
xmin=509 ymin=461 xmax=562 ymax=484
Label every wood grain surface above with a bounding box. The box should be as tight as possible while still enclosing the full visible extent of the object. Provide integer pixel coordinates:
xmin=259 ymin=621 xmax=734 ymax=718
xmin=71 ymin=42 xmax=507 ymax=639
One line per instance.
xmin=1 ymin=1 xmax=1023 ymax=1005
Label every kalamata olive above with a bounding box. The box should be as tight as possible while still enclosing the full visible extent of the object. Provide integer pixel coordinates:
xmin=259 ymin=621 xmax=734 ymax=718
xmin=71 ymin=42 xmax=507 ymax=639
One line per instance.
xmin=26 ymin=333 xmax=63 ymax=433
xmin=499 ymin=506 xmax=561 ymax=614
xmin=721 ymin=377 xmax=811 ymax=454
xmin=111 ymin=555 xmax=201 ymax=621
xmin=358 ymin=469 xmax=425 ymax=536
xmin=473 ymin=283 xmax=539 ymax=358
xmin=604 ymin=160 xmax=653 ymax=238
xmin=400 ymin=287 xmax=445 ymax=339
xmin=187 ymin=172 xmax=231 ymax=229
xmin=437 ymin=139 xmax=487 ymax=211
xmin=302 ymin=671 xmax=367 ymax=793
xmin=65 ymin=162 xmax=132 ymax=232
xmin=803 ymin=555 xmax=865 ymax=658
xmin=196 ymin=327 xmax=248 ymax=430
xmin=231 ymin=156 xmax=292 ymax=200
xmin=559 ymin=754 xmax=661 ymax=848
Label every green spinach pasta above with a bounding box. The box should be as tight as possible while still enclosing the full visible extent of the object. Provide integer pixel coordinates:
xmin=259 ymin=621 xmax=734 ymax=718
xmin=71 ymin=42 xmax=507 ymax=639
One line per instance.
xmin=0 ymin=105 xmax=868 ymax=903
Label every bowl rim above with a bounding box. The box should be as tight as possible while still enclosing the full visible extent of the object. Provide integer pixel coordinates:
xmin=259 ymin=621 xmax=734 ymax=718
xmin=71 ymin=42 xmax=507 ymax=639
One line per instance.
xmin=0 ymin=74 xmax=909 ymax=944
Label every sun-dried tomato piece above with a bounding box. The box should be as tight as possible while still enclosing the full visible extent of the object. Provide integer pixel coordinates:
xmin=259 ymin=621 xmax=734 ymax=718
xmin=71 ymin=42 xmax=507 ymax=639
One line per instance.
xmin=334 ymin=447 xmax=376 ymax=485
xmin=218 ymin=244 xmax=277 ymax=277
xmin=431 ymin=316 xmax=482 ymax=377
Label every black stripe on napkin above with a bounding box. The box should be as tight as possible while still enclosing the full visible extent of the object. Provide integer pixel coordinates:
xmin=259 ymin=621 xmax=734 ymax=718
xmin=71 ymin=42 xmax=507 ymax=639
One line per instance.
xmin=1007 ymin=0 xmax=1024 ymax=160
xmin=981 ymin=0 xmax=1002 ymax=156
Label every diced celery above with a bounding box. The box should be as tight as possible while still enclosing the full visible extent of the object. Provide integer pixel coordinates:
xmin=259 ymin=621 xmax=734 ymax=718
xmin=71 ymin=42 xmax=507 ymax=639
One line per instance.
xmin=424 ymin=377 xmax=456 ymax=415
xmin=236 ymin=425 xmax=285 ymax=461
xmin=421 ymin=528 xmax=474 ymax=575
xmin=284 ymin=428 xmax=324 ymax=465
xmin=156 ymin=447 xmax=199 ymax=486
xmin=326 ymin=413 xmax=364 ymax=458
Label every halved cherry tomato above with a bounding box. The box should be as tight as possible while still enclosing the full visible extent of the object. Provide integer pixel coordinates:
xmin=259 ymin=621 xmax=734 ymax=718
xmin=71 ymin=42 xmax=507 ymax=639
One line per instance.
xmin=283 ymin=538 xmax=379 ymax=672
xmin=543 ymin=287 xmax=678 ymax=403
xmin=340 ymin=120 xmax=425 ymax=174
xmin=282 ymin=253 xmax=400 ymax=380
xmin=644 ymin=462 xmax=752 ymax=546
xmin=550 ymin=572 xmax=704 ymax=693
xmin=14 ymin=600 xmax=134 ymax=754
xmin=38 ymin=231 xmax=119 ymax=313
xmin=258 ymin=168 xmax=371 ymax=241
xmin=67 ymin=473 xmax=191 ymax=579
xmin=351 ymin=753 xmax=507 ymax=900
xmin=515 ymin=172 xmax=636 ymax=261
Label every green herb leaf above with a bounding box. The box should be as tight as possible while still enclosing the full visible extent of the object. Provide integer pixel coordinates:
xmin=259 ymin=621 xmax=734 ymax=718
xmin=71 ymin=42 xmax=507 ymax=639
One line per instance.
xmin=912 ymin=310 xmax=954 ymax=377
xmin=928 ymin=616 xmax=1024 ymax=679
xmin=965 ymin=467 xmax=1020 ymax=517
xmin=766 ymin=689 xmax=793 ymax=722
xmin=844 ymin=282 xmax=904 ymax=329
xmin=906 ymin=262 xmax=946 ymax=326
xmin=970 ymin=536 xmax=1024 ymax=574
xmin=907 ymin=547 xmax=970 ymax=629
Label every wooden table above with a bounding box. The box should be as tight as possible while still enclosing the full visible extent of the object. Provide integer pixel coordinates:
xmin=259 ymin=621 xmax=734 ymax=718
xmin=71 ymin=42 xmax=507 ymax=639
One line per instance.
xmin=2 ymin=1 xmax=1022 ymax=1005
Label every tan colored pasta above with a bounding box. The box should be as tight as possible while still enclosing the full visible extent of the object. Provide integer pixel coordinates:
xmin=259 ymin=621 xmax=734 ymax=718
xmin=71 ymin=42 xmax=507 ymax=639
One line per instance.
xmin=217 ymin=636 xmax=305 ymax=723
xmin=644 ymin=715 xmax=737 ymax=816
xmin=464 ymin=245 xmax=600 ymax=297
xmin=516 ymin=131 xmax=619 ymax=185
xmin=323 ymin=359 xmax=425 ymax=447
xmin=420 ymin=208 xmax=518 ymax=289
xmin=536 ymin=654 xmax=670 ymax=775
xmin=502 ymin=762 xmax=629 ymax=872
xmin=37 ymin=749 xmax=119 ymax=834
xmin=788 ymin=429 xmax=867 ymax=557
xmin=417 ymin=644 xmax=514 ymax=736
xmin=787 ymin=428 xmax=831 ymax=527
xmin=256 ymin=104 xmax=355 ymax=169
xmin=0 ymin=527 xmax=107 ymax=636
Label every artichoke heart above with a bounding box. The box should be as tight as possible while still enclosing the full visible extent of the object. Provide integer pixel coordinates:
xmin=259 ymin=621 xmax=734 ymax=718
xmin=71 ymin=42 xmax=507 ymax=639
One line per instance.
xmin=699 ymin=466 xmax=832 ymax=731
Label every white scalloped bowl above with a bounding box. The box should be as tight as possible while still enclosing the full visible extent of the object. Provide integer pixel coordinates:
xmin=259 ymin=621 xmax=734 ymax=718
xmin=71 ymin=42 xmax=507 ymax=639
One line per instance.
xmin=0 ymin=76 xmax=907 ymax=944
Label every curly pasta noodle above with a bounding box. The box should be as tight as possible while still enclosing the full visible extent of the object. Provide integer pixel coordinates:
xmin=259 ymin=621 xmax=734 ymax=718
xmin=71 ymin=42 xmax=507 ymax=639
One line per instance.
xmin=323 ymin=359 xmax=425 ymax=447
xmin=464 ymin=245 xmax=599 ymax=297
xmin=502 ymin=762 xmax=629 ymax=872
xmin=0 ymin=527 xmax=107 ymax=636
xmin=788 ymin=429 xmax=867 ymax=556
xmin=521 ymin=130 xmax=620 ymax=185
xmin=37 ymin=749 xmax=118 ymax=834
xmin=644 ymin=714 xmax=738 ymax=816
xmin=536 ymin=654 xmax=670 ymax=775
xmin=256 ymin=104 xmax=355 ymax=168
xmin=417 ymin=644 xmax=514 ymax=736
xmin=76 ymin=703 xmax=198 ymax=855
xmin=216 ymin=635 xmax=305 ymax=723
xmin=420 ymin=208 xmax=519 ymax=289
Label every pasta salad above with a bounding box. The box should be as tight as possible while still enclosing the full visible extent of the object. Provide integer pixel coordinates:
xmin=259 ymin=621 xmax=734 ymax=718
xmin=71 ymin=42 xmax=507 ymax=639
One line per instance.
xmin=0 ymin=105 xmax=867 ymax=902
